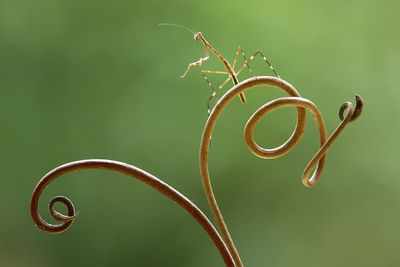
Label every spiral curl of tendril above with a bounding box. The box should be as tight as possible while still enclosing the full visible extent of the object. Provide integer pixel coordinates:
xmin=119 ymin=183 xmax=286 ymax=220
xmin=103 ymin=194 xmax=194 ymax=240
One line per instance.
xmin=30 ymin=159 xmax=235 ymax=266
xmin=199 ymin=76 xmax=363 ymax=267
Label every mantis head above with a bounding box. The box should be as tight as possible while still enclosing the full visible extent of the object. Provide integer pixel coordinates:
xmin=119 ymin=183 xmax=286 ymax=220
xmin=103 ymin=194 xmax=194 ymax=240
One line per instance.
xmin=194 ymin=32 xmax=203 ymax=41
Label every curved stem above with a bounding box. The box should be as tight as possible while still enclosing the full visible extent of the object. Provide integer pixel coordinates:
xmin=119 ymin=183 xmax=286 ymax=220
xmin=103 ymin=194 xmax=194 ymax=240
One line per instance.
xmin=244 ymin=96 xmax=327 ymax=187
xmin=30 ymin=159 xmax=235 ymax=267
xmin=200 ymin=76 xmax=363 ymax=266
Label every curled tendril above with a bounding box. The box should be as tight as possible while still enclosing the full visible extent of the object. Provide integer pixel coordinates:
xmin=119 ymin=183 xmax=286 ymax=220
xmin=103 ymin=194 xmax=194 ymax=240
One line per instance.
xmin=339 ymin=94 xmax=363 ymax=122
xmin=30 ymin=159 xmax=235 ymax=266
xmin=48 ymin=196 xmax=78 ymax=223
xmin=31 ymin=76 xmax=363 ymax=267
xmin=200 ymin=76 xmax=363 ymax=267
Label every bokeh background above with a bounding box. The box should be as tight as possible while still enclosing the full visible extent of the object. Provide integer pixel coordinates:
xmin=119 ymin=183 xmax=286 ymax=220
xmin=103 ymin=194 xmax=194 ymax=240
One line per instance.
xmin=1 ymin=0 xmax=399 ymax=266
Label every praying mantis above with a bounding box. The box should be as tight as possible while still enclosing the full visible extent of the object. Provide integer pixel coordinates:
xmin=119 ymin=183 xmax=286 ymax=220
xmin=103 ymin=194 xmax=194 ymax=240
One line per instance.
xmin=160 ymin=23 xmax=280 ymax=114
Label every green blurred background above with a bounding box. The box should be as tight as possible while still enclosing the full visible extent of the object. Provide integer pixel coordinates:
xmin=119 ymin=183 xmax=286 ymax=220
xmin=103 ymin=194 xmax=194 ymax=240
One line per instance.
xmin=1 ymin=0 xmax=399 ymax=266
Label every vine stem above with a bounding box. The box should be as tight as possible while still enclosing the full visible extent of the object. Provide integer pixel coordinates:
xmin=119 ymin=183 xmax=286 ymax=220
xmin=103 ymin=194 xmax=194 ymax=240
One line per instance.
xmin=199 ymin=76 xmax=363 ymax=266
xmin=30 ymin=159 xmax=235 ymax=267
xmin=30 ymin=76 xmax=363 ymax=267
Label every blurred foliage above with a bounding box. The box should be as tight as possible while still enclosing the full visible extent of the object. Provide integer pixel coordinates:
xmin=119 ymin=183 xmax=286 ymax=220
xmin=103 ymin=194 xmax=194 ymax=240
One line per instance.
xmin=0 ymin=0 xmax=399 ymax=266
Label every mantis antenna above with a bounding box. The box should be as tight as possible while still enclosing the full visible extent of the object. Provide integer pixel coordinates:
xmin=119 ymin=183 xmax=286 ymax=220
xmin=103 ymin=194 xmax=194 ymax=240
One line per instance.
xmin=158 ymin=23 xmax=195 ymax=34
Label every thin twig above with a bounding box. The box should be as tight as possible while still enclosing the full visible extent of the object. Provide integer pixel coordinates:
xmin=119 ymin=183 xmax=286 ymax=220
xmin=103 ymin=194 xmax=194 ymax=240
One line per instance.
xmin=30 ymin=159 xmax=235 ymax=267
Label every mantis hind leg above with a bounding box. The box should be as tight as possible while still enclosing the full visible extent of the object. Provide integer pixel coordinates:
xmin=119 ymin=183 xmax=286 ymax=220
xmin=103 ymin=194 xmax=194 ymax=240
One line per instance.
xmin=236 ymin=49 xmax=280 ymax=78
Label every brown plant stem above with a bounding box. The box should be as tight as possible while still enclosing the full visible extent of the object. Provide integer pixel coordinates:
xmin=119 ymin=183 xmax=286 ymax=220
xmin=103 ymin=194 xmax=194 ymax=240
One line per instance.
xmin=30 ymin=159 xmax=235 ymax=267
xmin=199 ymin=76 xmax=363 ymax=266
